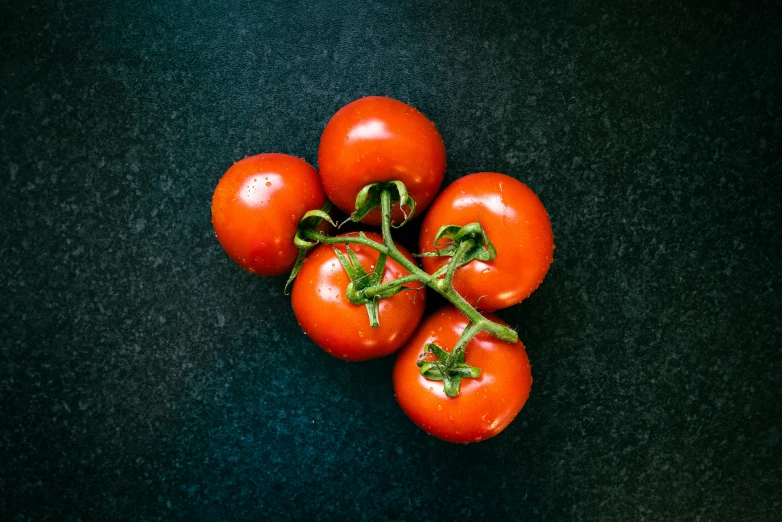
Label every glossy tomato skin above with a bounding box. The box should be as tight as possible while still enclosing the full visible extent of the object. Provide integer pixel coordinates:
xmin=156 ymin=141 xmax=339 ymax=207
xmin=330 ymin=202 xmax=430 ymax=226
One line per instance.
xmin=211 ymin=153 xmax=327 ymax=276
xmin=291 ymin=232 xmax=426 ymax=361
xmin=318 ymin=96 xmax=446 ymax=225
xmin=393 ymin=306 xmax=532 ymax=443
xmin=419 ymin=172 xmax=554 ymax=311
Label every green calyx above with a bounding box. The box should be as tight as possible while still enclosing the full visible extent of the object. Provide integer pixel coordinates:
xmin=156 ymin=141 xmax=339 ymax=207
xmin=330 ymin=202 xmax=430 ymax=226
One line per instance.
xmin=347 ymin=181 xmax=416 ymax=227
xmin=332 ymin=239 xmax=391 ymax=328
xmin=419 ymin=221 xmax=497 ymax=267
xmin=284 ymin=203 xmax=336 ymax=294
xmin=293 ymin=204 xmax=336 ymax=249
xmin=417 ymin=342 xmax=481 ymax=398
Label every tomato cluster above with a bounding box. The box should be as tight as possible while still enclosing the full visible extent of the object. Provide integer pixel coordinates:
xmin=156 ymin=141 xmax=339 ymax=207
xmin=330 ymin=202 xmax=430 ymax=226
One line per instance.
xmin=211 ymin=96 xmax=554 ymax=443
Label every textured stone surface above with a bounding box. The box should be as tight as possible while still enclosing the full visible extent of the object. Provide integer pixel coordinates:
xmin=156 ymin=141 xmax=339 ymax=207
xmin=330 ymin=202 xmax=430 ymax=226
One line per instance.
xmin=1 ymin=0 xmax=780 ymax=520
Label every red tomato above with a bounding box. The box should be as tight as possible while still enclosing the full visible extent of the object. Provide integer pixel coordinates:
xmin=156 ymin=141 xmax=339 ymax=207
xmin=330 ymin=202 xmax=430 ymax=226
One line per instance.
xmin=419 ymin=173 xmax=554 ymax=311
xmin=291 ymin=232 xmax=426 ymax=361
xmin=211 ymin=153 xmax=327 ymax=276
xmin=318 ymin=96 xmax=446 ymax=225
xmin=393 ymin=306 xmax=532 ymax=443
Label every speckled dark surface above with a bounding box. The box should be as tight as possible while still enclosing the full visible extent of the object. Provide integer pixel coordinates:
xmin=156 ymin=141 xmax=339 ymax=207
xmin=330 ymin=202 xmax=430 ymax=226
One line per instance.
xmin=2 ymin=0 xmax=781 ymax=520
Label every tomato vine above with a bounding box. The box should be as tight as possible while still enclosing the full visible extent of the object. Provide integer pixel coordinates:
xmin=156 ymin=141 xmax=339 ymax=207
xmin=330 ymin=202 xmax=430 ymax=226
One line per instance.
xmin=294 ymin=182 xmax=518 ymax=396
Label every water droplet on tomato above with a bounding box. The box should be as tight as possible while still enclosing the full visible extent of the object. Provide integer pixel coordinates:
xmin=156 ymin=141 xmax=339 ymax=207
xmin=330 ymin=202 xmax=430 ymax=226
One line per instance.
xmin=266 ymin=181 xmax=272 ymax=187
xmin=358 ymin=331 xmax=364 ymax=338
xmin=437 ymin=404 xmax=443 ymax=411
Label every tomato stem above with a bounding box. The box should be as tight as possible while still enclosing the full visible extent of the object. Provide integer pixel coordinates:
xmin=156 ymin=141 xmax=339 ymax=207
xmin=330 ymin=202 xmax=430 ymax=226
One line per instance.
xmin=380 ymin=189 xmax=395 ymax=249
xmin=298 ymin=183 xmax=518 ymax=395
xmin=302 ymin=190 xmax=517 ymax=342
xmin=442 ymin=239 xmax=473 ymax=289
xmin=451 ymin=321 xmax=481 ymax=361
xmin=361 ymin=274 xmax=421 ymax=299
xmin=300 ymin=223 xmax=516 ymax=344
xmin=302 ymin=231 xmax=388 ymax=252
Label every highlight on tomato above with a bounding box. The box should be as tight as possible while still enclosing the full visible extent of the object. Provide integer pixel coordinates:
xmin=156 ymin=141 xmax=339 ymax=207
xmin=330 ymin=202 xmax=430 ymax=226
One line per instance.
xmin=419 ymin=172 xmax=554 ymax=311
xmin=211 ymin=153 xmax=328 ymax=276
xmin=318 ymin=96 xmax=447 ymax=225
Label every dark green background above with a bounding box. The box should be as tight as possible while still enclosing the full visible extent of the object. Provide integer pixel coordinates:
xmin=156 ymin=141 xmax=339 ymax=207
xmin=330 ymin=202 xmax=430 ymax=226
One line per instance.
xmin=2 ymin=0 xmax=780 ymax=520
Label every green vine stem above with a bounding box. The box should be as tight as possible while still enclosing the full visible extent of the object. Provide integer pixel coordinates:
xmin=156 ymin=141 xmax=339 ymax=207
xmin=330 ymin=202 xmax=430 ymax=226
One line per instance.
xmin=299 ymin=188 xmax=518 ymax=346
